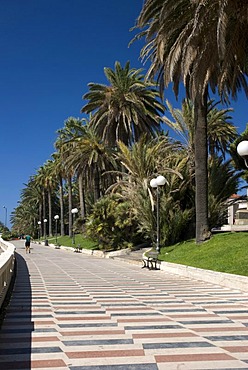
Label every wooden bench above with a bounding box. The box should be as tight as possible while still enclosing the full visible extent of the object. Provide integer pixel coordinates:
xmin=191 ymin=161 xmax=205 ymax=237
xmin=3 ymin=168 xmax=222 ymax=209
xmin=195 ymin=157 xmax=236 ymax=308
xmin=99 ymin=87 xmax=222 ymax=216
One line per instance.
xmin=142 ymin=250 xmax=160 ymax=270
xmin=74 ymin=244 xmax=82 ymax=253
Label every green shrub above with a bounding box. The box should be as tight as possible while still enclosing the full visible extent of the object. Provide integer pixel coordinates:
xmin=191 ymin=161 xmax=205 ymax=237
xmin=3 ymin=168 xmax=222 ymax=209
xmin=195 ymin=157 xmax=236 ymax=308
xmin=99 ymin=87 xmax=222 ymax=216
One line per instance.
xmin=85 ymin=194 xmax=144 ymax=250
xmin=1 ymin=231 xmax=12 ymax=241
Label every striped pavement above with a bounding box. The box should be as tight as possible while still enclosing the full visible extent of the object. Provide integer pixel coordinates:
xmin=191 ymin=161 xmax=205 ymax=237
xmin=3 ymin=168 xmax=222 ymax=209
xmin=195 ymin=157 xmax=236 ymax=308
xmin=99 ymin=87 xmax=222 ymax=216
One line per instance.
xmin=0 ymin=240 xmax=248 ymax=369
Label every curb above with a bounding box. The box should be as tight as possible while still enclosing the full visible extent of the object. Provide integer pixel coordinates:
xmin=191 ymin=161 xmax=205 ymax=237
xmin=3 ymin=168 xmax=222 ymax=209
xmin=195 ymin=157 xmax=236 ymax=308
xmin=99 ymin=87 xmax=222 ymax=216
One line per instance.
xmin=160 ymin=261 xmax=248 ymax=293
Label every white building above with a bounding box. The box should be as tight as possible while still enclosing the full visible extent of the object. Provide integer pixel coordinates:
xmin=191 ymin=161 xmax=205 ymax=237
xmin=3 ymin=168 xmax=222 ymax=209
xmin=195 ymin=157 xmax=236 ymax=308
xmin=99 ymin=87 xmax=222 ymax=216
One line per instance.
xmin=221 ymin=194 xmax=248 ymax=231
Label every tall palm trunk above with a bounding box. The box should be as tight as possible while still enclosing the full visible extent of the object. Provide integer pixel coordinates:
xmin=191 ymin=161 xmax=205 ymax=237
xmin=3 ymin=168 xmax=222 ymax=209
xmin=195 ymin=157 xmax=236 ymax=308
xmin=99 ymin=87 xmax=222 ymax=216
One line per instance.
xmin=48 ymin=188 xmax=52 ymax=236
xmin=194 ymin=91 xmax=210 ymax=243
xmin=78 ymin=173 xmax=86 ymax=230
xmin=59 ymin=176 xmax=65 ymax=236
xmin=93 ymin=164 xmax=100 ymax=202
xmin=42 ymin=189 xmax=46 ymax=237
xmin=68 ymin=176 xmax=73 ymax=238
xmin=39 ymin=201 xmax=43 ymax=236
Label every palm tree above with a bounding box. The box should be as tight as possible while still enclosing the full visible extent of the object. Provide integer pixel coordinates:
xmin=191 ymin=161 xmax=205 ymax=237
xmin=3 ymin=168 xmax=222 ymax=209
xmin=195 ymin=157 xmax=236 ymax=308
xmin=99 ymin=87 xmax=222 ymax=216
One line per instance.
xmin=51 ymin=152 xmax=66 ymax=236
xmin=11 ymin=203 xmax=37 ymax=236
xmin=21 ymin=176 xmax=43 ymax=222
xmin=57 ymin=117 xmax=88 ymax=219
xmin=35 ymin=161 xmax=58 ymax=237
xmin=12 ymin=178 xmax=42 ymax=236
xmin=163 ymin=99 xmax=237 ymax=163
xmin=134 ymin=0 xmax=248 ymax=243
xmin=34 ymin=167 xmax=48 ymax=236
xmin=55 ymin=117 xmax=87 ymax=237
xmin=207 ymin=101 xmax=238 ymax=159
xmin=81 ymin=61 xmax=165 ymax=147
xmin=64 ymin=124 xmax=116 ymax=205
xmin=107 ymin=135 xmax=187 ymax=246
xmin=163 ymin=99 xmax=195 ymax=181
xmin=208 ymin=156 xmax=241 ymax=229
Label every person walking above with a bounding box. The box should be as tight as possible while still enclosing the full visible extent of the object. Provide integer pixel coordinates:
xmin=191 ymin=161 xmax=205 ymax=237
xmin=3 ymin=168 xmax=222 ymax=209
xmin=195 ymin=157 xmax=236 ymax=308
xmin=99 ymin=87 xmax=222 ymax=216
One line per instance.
xmin=25 ymin=234 xmax=31 ymax=253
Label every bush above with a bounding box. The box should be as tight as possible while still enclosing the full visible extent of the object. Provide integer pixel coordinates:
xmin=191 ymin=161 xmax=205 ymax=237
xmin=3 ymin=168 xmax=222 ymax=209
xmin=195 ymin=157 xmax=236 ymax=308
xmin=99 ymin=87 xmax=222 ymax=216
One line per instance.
xmin=85 ymin=194 xmax=144 ymax=250
xmin=1 ymin=231 xmax=12 ymax=241
xmin=159 ymin=203 xmax=193 ymax=246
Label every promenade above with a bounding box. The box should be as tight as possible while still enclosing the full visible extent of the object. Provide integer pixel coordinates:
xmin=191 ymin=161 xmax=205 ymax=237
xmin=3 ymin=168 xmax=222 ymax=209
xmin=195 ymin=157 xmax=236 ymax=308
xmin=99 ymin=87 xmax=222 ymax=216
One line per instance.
xmin=0 ymin=240 xmax=248 ymax=369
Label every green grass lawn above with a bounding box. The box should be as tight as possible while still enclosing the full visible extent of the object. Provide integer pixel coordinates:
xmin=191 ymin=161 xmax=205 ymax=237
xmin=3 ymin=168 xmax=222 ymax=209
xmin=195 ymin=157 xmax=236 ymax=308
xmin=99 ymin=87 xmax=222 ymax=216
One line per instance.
xmin=159 ymin=232 xmax=248 ymax=276
xmin=40 ymin=234 xmax=98 ymax=250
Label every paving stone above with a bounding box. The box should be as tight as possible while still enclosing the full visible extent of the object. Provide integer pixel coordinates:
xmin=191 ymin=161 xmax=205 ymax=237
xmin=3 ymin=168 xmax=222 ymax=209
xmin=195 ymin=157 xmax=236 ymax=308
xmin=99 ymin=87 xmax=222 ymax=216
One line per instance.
xmin=0 ymin=240 xmax=248 ymax=369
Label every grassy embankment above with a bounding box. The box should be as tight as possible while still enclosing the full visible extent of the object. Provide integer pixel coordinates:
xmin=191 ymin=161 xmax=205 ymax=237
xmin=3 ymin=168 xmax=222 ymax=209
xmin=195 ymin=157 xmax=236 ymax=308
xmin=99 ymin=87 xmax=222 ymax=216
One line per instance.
xmin=41 ymin=234 xmax=98 ymax=250
xmin=159 ymin=232 xmax=248 ymax=277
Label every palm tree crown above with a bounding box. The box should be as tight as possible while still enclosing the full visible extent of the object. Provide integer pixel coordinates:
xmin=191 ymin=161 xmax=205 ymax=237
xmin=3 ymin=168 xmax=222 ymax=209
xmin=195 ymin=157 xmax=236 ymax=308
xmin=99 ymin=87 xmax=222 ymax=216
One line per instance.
xmin=163 ymin=99 xmax=237 ymax=159
xmin=82 ymin=61 xmax=164 ymax=146
xmin=135 ymin=0 xmax=248 ymax=102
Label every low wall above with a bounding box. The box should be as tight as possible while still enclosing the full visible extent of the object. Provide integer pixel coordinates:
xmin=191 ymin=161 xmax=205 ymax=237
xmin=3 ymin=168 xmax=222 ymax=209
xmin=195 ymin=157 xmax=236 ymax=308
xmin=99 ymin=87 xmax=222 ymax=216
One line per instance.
xmin=0 ymin=237 xmax=16 ymax=309
xmin=160 ymin=261 xmax=248 ymax=292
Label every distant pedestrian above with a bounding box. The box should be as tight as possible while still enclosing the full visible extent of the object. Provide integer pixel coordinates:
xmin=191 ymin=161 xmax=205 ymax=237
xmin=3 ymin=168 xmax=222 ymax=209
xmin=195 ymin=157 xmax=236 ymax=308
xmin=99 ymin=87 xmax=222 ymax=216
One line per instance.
xmin=25 ymin=234 xmax=31 ymax=253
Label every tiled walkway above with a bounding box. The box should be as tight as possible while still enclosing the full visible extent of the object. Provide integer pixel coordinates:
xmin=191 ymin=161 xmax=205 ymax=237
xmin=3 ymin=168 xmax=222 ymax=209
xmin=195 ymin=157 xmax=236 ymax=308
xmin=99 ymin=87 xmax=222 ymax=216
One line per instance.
xmin=0 ymin=240 xmax=248 ymax=369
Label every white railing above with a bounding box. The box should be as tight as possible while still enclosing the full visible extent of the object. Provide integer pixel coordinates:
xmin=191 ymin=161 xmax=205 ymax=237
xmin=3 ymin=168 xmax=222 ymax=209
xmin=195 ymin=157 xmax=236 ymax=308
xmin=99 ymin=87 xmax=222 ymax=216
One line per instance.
xmin=0 ymin=237 xmax=15 ymax=308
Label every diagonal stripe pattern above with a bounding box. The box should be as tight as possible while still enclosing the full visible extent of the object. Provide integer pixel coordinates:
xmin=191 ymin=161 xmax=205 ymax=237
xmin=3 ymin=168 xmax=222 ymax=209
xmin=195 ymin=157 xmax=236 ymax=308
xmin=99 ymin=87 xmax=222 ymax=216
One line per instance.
xmin=0 ymin=240 xmax=248 ymax=369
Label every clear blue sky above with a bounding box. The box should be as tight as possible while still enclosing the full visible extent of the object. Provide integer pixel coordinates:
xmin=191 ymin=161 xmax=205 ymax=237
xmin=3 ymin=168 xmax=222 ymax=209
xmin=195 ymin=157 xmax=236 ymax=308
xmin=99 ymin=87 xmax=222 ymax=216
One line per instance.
xmin=0 ymin=0 xmax=247 ymax=228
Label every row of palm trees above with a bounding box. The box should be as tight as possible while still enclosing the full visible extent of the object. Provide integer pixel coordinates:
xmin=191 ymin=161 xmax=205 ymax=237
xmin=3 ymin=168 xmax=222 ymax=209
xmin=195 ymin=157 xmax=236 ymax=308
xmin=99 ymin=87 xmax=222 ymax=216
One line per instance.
xmin=11 ymin=62 xmax=166 ymax=239
xmin=10 ymin=62 xmax=241 ymax=247
xmin=11 ymin=1 xmax=248 ymax=245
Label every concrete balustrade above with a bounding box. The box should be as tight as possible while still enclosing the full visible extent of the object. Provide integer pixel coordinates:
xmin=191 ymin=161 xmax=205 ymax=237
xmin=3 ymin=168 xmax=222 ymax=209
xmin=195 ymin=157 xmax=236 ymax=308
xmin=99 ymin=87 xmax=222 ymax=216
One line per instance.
xmin=0 ymin=237 xmax=15 ymax=309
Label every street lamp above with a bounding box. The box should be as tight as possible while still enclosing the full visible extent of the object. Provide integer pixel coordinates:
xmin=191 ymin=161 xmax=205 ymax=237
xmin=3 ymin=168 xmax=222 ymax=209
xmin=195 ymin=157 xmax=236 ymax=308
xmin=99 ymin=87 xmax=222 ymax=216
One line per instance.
xmin=71 ymin=208 xmax=78 ymax=245
xmin=44 ymin=219 xmax=48 ymax=246
xmin=3 ymin=206 xmax=7 ymax=228
xmin=54 ymin=215 xmax=59 ymax=244
xmin=150 ymin=175 xmax=167 ymax=252
xmin=237 ymin=141 xmax=248 ymax=212
xmin=237 ymin=141 xmax=248 ymax=168
xmin=37 ymin=221 xmax=41 ymax=242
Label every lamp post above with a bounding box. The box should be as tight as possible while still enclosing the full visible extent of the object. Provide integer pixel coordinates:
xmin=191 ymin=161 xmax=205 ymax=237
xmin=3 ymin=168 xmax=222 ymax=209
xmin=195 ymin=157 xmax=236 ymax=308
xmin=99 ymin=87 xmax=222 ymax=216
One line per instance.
xmin=237 ymin=141 xmax=248 ymax=168
xmin=54 ymin=215 xmax=59 ymax=244
xmin=237 ymin=141 xmax=248 ymax=210
xmin=3 ymin=206 xmax=7 ymax=228
xmin=150 ymin=175 xmax=166 ymax=252
xmin=44 ymin=219 xmax=48 ymax=246
xmin=71 ymin=208 xmax=78 ymax=245
xmin=37 ymin=221 xmax=41 ymax=242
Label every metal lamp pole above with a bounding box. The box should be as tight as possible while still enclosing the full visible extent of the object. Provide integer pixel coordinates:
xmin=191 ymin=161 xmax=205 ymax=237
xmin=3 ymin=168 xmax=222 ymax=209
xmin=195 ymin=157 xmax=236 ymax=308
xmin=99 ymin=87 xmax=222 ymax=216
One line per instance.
xmin=54 ymin=215 xmax=59 ymax=244
xmin=150 ymin=175 xmax=166 ymax=252
xmin=71 ymin=208 xmax=78 ymax=245
xmin=44 ymin=219 xmax=48 ymax=245
xmin=38 ymin=221 xmax=41 ymax=241
xmin=3 ymin=206 xmax=7 ymax=228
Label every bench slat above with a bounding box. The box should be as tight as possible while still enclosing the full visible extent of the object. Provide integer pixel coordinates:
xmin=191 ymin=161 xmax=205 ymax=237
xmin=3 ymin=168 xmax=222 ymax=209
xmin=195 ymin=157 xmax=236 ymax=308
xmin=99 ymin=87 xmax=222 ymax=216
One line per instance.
xmin=142 ymin=251 xmax=160 ymax=270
